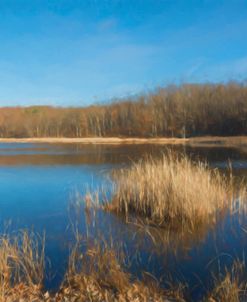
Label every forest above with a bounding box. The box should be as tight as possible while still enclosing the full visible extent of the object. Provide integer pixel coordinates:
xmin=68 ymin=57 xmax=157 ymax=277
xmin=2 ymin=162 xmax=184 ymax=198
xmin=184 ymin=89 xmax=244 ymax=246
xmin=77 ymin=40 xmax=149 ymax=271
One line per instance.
xmin=0 ymin=82 xmax=247 ymax=138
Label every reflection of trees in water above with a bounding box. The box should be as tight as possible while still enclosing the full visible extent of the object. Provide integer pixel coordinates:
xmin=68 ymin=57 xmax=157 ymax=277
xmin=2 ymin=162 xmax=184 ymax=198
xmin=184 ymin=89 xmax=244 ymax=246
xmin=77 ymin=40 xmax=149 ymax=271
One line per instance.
xmin=0 ymin=144 xmax=246 ymax=168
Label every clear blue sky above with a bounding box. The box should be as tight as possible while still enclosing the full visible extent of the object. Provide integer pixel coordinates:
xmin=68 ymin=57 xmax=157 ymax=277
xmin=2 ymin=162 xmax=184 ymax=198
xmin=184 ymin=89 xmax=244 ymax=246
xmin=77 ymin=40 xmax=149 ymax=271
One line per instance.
xmin=0 ymin=0 xmax=246 ymax=106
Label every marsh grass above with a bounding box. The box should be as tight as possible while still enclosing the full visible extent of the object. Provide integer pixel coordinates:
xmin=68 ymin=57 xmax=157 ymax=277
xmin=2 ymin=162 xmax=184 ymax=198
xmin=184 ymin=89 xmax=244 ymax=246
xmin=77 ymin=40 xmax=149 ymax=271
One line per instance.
xmin=0 ymin=228 xmax=185 ymax=301
xmin=105 ymin=153 xmax=247 ymax=230
xmin=1 ymin=221 xmax=247 ymax=301
xmin=57 ymin=238 xmax=185 ymax=302
xmin=0 ymin=231 xmax=45 ymax=301
xmin=206 ymin=260 xmax=247 ymax=302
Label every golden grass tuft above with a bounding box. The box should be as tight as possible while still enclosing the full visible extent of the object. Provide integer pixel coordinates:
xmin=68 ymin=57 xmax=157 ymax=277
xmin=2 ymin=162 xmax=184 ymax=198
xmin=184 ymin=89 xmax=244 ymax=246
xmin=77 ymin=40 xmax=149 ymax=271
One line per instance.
xmin=106 ymin=153 xmax=246 ymax=229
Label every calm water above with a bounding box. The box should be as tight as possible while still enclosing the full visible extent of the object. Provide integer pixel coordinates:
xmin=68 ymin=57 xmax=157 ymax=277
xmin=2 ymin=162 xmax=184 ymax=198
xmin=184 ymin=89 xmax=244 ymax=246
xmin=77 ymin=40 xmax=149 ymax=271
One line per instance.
xmin=0 ymin=142 xmax=247 ymax=300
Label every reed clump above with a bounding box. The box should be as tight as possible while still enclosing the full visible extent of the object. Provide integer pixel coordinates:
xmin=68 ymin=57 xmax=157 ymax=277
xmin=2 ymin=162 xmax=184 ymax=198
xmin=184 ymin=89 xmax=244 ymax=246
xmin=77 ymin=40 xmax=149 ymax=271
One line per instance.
xmin=106 ymin=154 xmax=246 ymax=229
xmin=57 ymin=241 xmax=184 ymax=302
xmin=0 ymin=231 xmax=45 ymax=302
xmin=206 ymin=260 xmax=247 ymax=302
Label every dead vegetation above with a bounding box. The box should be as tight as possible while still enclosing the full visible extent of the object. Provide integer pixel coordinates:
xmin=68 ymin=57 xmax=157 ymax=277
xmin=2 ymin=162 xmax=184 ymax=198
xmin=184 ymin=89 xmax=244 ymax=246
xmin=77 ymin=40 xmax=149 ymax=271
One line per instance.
xmin=1 ymin=226 xmax=247 ymax=301
xmin=206 ymin=260 xmax=247 ymax=302
xmin=56 ymin=240 xmax=184 ymax=302
xmin=105 ymin=153 xmax=246 ymax=230
xmin=0 ymin=231 xmax=45 ymax=302
xmin=0 ymin=231 xmax=184 ymax=302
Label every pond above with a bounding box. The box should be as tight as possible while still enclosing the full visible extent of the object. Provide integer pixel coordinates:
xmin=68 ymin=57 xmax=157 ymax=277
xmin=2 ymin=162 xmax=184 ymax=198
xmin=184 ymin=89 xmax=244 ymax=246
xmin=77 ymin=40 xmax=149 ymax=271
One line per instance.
xmin=0 ymin=142 xmax=247 ymax=300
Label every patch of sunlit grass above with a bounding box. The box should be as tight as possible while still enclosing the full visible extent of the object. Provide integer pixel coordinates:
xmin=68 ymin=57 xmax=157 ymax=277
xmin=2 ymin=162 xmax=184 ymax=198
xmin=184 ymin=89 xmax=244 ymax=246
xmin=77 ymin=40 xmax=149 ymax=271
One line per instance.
xmin=105 ymin=153 xmax=246 ymax=230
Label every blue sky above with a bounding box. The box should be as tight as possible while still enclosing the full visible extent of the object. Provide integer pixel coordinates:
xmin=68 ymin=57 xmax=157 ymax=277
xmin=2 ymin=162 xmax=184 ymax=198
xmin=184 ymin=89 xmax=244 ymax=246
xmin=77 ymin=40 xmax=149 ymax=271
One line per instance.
xmin=0 ymin=0 xmax=246 ymax=106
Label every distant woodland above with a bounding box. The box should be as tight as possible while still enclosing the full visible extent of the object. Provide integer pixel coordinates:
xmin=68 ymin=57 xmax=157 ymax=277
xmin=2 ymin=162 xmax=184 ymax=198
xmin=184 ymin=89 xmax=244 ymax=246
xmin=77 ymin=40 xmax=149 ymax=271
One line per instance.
xmin=0 ymin=82 xmax=247 ymax=138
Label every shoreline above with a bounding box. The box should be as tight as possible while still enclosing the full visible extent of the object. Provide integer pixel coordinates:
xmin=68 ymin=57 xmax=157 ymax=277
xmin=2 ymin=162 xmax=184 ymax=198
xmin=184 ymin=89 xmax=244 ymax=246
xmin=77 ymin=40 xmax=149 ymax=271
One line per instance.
xmin=0 ymin=136 xmax=246 ymax=147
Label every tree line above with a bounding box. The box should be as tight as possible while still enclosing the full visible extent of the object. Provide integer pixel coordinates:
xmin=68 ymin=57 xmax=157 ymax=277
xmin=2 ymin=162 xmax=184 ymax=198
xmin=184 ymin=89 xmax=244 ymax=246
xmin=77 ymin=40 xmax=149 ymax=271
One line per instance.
xmin=0 ymin=82 xmax=246 ymax=138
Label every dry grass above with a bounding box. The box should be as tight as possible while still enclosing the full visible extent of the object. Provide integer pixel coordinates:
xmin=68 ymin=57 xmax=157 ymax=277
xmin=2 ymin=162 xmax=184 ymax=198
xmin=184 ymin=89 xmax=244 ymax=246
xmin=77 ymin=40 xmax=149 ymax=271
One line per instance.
xmin=1 ymin=226 xmax=247 ymax=301
xmin=0 ymin=230 xmax=184 ymax=301
xmin=106 ymin=153 xmax=246 ymax=229
xmin=206 ymin=261 xmax=247 ymax=302
xmin=64 ymin=203 xmax=185 ymax=301
xmin=81 ymin=190 xmax=216 ymax=258
xmin=0 ymin=231 xmax=45 ymax=301
xmin=57 ymin=240 xmax=184 ymax=302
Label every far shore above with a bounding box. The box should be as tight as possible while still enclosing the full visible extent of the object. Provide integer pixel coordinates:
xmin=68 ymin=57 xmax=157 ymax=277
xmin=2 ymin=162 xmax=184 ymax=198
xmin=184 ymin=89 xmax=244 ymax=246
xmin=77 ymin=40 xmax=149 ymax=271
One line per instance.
xmin=0 ymin=136 xmax=247 ymax=147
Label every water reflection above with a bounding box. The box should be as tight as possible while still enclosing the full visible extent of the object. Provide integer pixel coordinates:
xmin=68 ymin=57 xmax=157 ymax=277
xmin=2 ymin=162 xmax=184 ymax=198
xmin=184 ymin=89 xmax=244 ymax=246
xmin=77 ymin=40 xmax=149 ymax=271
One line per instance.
xmin=0 ymin=142 xmax=247 ymax=167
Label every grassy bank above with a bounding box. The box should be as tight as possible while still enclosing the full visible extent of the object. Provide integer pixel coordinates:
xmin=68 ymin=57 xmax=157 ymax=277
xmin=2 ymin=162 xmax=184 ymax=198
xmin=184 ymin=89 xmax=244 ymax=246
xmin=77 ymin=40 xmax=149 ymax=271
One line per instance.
xmin=105 ymin=153 xmax=246 ymax=229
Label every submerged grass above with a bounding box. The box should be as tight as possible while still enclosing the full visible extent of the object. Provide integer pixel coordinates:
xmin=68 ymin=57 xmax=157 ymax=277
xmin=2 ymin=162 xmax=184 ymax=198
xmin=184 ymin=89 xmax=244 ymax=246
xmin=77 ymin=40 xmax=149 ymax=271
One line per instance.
xmin=105 ymin=153 xmax=246 ymax=229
